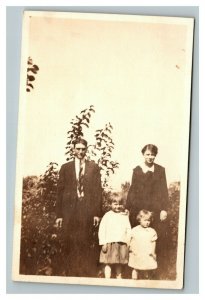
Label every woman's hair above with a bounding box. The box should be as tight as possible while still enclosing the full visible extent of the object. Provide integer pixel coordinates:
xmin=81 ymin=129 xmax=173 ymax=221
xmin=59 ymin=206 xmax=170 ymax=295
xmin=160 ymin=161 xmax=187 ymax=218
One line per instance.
xmin=136 ymin=209 xmax=153 ymax=222
xmin=141 ymin=144 xmax=158 ymax=156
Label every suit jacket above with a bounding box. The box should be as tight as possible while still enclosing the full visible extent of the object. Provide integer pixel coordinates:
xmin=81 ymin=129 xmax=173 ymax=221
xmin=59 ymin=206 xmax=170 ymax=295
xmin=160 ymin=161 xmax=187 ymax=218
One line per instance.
xmin=56 ymin=160 xmax=102 ymax=226
xmin=127 ymin=163 xmax=168 ymax=217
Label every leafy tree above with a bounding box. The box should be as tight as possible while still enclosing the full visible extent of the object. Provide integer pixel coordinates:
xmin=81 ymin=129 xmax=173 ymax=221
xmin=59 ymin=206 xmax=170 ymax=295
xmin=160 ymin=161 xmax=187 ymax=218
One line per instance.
xmin=38 ymin=162 xmax=59 ymax=205
xmin=26 ymin=57 xmax=39 ymax=92
xmin=65 ymin=105 xmax=95 ymax=160
xmin=87 ymin=122 xmax=119 ymax=190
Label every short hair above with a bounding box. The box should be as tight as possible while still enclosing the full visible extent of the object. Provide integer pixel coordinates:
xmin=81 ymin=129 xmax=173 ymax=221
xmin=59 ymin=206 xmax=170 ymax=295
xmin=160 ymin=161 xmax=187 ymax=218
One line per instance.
xmin=110 ymin=192 xmax=121 ymax=201
xmin=141 ymin=144 xmax=158 ymax=156
xmin=73 ymin=138 xmax=88 ymax=148
xmin=109 ymin=192 xmax=123 ymax=205
xmin=136 ymin=209 xmax=153 ymax=222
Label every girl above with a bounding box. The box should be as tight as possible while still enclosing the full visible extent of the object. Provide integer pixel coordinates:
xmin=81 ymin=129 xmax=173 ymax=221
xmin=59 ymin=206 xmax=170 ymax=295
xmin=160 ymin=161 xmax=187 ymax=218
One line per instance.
xmin=98 ymin=192 xmax=131 ymax=279
xmin=128 ymin=209 xmax=158 ymax=280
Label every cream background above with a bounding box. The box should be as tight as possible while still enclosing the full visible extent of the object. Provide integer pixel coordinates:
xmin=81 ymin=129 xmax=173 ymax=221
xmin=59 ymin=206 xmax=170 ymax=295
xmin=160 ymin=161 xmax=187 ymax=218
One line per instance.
xmin=21 ymin=12 xmax=192 ymax=189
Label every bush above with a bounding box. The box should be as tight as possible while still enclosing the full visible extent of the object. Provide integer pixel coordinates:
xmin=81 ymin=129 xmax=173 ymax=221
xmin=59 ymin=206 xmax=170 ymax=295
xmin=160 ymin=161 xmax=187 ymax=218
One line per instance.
xmin=20 ymin=166 xmax=67 ymax=276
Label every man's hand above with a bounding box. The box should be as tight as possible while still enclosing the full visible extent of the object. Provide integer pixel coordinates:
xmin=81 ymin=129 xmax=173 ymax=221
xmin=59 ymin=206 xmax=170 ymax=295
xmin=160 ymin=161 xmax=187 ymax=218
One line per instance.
xmin=93 ymin=216 xmax=100 ymax=227
xmin=55 ymin=218 xmax=63 ymax=228
xmin=102 ymin=244 xmax=108 ymax=253
xmin=160 ymin=210 xmax=167 ymax=221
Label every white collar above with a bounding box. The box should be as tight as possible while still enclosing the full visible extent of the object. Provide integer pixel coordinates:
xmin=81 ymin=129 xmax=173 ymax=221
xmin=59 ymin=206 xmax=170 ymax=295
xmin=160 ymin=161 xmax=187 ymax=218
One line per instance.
xmin=140 ymin=162 xmax=154 ymax=173
xmin=75 ymin=157 xmax=86 ymax=164
xmin=75 ymin=158 xmax=86 ymax=180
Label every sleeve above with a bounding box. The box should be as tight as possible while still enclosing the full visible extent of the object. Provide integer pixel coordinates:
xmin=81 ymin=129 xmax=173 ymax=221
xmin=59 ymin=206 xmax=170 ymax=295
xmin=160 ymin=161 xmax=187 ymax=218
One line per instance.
xmin=149 ymin=229 xmax=157 ymax=257
xmin=125 ymin=216 xmax=132 ymax=244
xmin=98 ymin=213 xmax=108 ymax=245
xmin=128 ymin=229 xmax=135 ymax=250
xmin=160 ymin=167 xmax=169 ymax=211
xmin=93 ymin=164 xmax=103 ymax=217
xmin=56 ymin=165 xmax=65 ymax=218
xmin=126 ymin=169 xmax=137 ymax=210
xmin=151 ymin=229 xmax=158 ymax=242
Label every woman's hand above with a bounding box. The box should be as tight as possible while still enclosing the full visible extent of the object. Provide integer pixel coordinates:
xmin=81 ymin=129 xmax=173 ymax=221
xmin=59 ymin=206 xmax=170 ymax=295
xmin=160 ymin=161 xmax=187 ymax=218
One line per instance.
xmin=160 ymin=210 xmax=167 ymax=221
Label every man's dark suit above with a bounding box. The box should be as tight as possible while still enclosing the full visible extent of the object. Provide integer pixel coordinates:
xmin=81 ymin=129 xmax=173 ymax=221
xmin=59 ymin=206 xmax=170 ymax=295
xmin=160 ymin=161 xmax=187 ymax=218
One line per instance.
xmin=56 ymin=160 xmax=102 ymax=277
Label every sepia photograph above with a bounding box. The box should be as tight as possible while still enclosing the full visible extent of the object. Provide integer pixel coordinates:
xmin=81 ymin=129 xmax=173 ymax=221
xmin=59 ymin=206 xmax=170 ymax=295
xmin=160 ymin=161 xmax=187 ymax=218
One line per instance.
xmin=12 ymin=10 xmax=194 ymax=289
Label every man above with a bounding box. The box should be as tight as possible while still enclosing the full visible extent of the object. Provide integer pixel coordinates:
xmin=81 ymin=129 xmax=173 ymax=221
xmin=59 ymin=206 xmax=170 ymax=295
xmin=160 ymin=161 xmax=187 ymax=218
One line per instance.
xmin=55 ymin=138 xmax=102 ymax=277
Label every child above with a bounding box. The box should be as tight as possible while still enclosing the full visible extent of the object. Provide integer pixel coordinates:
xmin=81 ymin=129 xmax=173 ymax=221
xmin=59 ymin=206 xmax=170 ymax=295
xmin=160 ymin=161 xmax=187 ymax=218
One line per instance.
xmin=98 ymin=192 xmax=131 ymax=279
xmin=128 ymin=209 xmax=158 ymax=280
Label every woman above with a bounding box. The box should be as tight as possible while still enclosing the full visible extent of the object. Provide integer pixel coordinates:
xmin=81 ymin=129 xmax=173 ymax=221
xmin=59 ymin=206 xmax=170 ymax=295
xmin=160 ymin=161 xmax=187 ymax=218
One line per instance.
xmin=127 ymin=144 xmax=168 ymax=227
xmin=126 ymin=144 xmax=169 ymax=278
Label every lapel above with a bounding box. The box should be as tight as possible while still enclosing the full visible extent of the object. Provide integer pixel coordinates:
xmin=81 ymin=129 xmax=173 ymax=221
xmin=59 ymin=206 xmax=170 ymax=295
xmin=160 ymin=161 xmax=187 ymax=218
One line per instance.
xmin=154 ymin=163 xmax=159 ymax=174
xmin=69 ymin=160 xmax=77 ymax=183
xmin=84 ymin=160 xmax=90 ymax=183
xmin=84 ymin=160 xmax=95 ymax=185
xmin=153 ymin=163 xmax=161 ymax=181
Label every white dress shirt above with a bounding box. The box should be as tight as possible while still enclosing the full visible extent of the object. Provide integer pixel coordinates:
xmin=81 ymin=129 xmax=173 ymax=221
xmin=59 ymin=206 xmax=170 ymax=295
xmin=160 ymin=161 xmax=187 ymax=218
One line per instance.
xmin=75 ymin=158 xmax=85 ymax=197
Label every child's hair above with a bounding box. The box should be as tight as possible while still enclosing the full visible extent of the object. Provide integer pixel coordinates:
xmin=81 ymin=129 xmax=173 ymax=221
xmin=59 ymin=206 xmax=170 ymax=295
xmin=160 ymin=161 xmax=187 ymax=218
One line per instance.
xmin=136 ymin=209 xmax=153 ymax=222
xmin=109 ymin=191 xmax=128 ymax=207
xmin=109 ymin=192 xmax=123 ymax=205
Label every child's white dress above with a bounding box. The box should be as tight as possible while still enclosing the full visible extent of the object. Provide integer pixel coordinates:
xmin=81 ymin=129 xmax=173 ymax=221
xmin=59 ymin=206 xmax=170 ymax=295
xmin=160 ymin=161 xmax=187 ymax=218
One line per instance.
xmin=128 ymin=225 xmax=158 ymax=270
xmin=98 ymin=210 xmax=131 ymax=264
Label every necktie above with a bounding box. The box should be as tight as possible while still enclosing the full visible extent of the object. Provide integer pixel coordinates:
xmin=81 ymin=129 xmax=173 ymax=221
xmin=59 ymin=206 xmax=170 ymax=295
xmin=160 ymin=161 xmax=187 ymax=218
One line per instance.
xmin=78 ymin=160 xmax=84 ymax=199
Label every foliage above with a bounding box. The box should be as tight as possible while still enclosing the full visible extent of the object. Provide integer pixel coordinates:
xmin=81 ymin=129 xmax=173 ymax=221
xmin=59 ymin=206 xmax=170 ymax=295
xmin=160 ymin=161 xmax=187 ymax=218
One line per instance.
xmin=168 ymin=182 xmax=180 ymax=249
xmin=38 ymin=162 xmax=59 ymax=203
xmin=120 ymin=181 xmax=131 ymax=206
xmin=65 ymin=105 xmax=95 ymax=160
xmin=121 ymin=181 xmax=131 ymax=193
xmin=26 ymin=57 xmax=39 ymax=92
xmin=20 ymin=166 xmax=66 ymax=276
xmin=87 ymin=122 xmax=119 ymax=190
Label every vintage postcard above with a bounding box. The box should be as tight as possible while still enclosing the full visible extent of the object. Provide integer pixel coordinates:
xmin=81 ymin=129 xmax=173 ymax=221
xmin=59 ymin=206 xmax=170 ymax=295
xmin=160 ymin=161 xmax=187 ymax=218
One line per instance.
xmin=12 ymin=11 xmax=194 ymax=289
